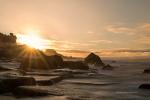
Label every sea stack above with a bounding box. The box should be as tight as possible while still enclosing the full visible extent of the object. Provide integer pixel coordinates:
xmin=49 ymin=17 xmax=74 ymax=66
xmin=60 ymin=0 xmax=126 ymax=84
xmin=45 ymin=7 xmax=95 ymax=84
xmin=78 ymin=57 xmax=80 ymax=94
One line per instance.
xmin=84 ymin=53 xmax=104 ymax=66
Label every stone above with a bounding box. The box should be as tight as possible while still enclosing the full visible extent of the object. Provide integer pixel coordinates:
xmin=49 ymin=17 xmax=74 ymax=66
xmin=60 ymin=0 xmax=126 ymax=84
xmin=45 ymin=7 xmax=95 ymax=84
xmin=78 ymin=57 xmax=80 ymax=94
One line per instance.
xmin=0 ymin=65 xmax=11 ymax=71
xmin=20 ymin=51 xmax=63 ymax=71
xmin=139 ymin=84 xmax=150 ymax=89
xmin=84 ymin=53 xmax=104 ymax=66
xmin=36 ymin=76 xmax=63 ymax=86
xmin=45 ymin=55 xmax=63 ymax=68
xmin=0 ymin=75 xmax=36 ymax=94
xmin=12 ymin=86 xmax=64 ymax=97
xmin=102 ymin=64 xmax=113 ymax=70
xmin=143 ymin=68 xmax=150 ymax=73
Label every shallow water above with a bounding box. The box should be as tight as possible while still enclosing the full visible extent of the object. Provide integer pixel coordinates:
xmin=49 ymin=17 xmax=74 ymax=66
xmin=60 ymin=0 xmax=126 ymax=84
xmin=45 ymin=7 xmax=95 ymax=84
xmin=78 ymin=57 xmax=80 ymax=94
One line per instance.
xmin=0 ymin=60 xmax=150 ymax=100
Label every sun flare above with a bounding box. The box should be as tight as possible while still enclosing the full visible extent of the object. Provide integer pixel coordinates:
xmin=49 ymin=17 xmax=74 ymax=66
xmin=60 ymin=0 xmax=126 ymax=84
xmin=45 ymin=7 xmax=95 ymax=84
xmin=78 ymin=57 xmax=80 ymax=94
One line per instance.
xmin=17 ymin=34 xmax=46 ymax=50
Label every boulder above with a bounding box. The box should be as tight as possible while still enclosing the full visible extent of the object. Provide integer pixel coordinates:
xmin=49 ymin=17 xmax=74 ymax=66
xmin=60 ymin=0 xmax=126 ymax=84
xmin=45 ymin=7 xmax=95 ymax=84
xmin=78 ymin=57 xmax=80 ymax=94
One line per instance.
xmin=12 ymin=86 xmax=64 ymax=97
xmin=84 ymin=53 xmax=104 ymax=66
xmin=102 ymin=64 xmax=113 ymax=70
xmin=0 ymin=75 xmax=36 ymax=94
xmin=143 ymin=68 xmax=150 ymax=73
xmin=139 ymin=84 xmax=150 ymax=89
xmin=62 ymin=61 xmax=89 ymax=70
xmin=45 ymin=55 xmax=63 ymax=68
xmin=20 ymin=52 xmax=63 ymax=71
xmin=36 ymin=76 xmax=63 ymax=86
xmin=0 ymin=65 xmax=12 ymax=71
xmin=44 ymin=49 xmax=58 ymax=56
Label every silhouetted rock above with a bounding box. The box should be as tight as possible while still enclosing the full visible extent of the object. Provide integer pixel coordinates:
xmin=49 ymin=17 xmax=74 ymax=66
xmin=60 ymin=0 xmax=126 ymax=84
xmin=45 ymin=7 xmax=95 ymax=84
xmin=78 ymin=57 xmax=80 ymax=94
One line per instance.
xmin=20 ymin=49 xmax=90 ymax=71
xmin=112 ymin=60 xmax=117 ymax=63
xmin=20 ymin=50 xmax=63 ymax=71
xmin=13 ymin=86 xmax=49 ymax=97
xmin=84 ymin=53 xmax=104 ymax=66
xmin=139 ymin=84 xmax=150 ymax=89
xmin=12 ymin=86 xmax=64 ymax=97
xmin=102 ymin=64 xmax=113 ymax=70
xmin=0 ymin=33 xmax=16 ymax=44
xmin=45 ymin=55 xmax=63 ymax=68
xmin=36 ymin=76 xmax=63 ymax=86
xmin=0 ymin=65 xmax=12 ymax=71
xmin=44 ymin=49 xmax=57 ymax=56
xmin=62 ymin=61 xmax=89 ymax=70
xmin=0 ymin=75 xmax=36 ymax=94
xmin=143 ymin=68 xmax=150 ymax=73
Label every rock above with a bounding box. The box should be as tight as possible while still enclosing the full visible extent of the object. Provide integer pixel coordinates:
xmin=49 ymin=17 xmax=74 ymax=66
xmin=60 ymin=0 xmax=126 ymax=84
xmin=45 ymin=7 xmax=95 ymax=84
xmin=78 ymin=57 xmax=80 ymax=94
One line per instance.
xmin=20 ymin=51 xmax=63 ymax=71
xmin=84 ymin=53 xmax=104 ymax=66
xmin=143 ymin=68 xmax=150 ymax=73
xmin=0 ymin=75 xmax=36 ymax=94
xmin=45 ymin=55 xmax=63 ymax=68
xmin=62 ymin=61 xmax=89 ymax=70
xmin=44 ymin=49 xmax=58 ymax=56
xmin=36 ymin=76 xmax=63 ymax=86
xmin=112 ymin=60 xmax=117 ymax=63
xmin=0 ymin=65 xmax=12 ymax=71
xmin=102 ymin=64 xmax=113 ymax=70
xmin=12 ymin=86 xmax=64 ymax=97
xmin=12 ymin=86 xmax=50 ymax=97
xmin=139 ymin=84 xmax=150 ymax=89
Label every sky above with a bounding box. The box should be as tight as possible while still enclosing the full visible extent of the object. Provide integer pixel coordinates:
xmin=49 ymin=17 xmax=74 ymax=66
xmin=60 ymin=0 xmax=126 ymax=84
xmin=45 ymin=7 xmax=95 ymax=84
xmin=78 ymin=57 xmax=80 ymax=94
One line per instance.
xmin=0 ymin=0 xmax=150 ymax=57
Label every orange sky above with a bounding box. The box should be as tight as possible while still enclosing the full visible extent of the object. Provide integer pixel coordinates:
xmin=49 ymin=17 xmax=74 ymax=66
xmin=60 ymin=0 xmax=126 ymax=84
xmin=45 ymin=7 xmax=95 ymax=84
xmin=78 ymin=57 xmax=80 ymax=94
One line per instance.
xmin=0 ymin=0 xmax=150 ymax=57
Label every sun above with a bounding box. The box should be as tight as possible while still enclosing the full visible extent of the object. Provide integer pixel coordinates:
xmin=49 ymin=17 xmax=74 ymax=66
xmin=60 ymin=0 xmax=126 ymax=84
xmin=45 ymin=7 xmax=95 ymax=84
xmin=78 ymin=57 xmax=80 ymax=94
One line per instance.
xmin=17 ymin=34 xmax=46 ymax=50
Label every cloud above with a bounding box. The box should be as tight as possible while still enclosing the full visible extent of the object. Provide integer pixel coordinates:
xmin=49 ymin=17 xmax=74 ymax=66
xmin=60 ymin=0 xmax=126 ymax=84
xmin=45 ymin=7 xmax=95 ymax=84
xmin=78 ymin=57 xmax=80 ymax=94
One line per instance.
xmin=95 ymin=49 xmax=150 ymax=57
xmin=140 ymin=23 xmax=150 ymax=31
xmin=137 ymin=35 xmax=150 ymax=45
xmin=106 ymin=25 xmax=136 ymax=35
xmin=106 ymin=23 xmax=150 ymax=46
xmin=45 ymin=40 xmax=95 ymax=51
xmin=57 ymin=48 xmax=150 ymax=58
xmin=99 ymin=49 xmax=150 ymax=53
xmin=89 ymin=40 xmax=113 ymax=44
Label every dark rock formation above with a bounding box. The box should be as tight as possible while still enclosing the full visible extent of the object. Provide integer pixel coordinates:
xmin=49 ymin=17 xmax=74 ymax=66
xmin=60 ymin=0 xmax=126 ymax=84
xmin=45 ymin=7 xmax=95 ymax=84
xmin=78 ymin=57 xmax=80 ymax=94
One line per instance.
xmin=20 ymin=50 xmax=63 ymax=71
xmin=139 ymin=84 xmax=150 ymax=89
xmin=12 ymin=86 xmax=50 ymax=97
xmin=12 ymin=86 xmax=64 ymax=97
xmin=102 ymin=64 xmax=113 ymax=70
xmin=62 ymin=61 xmax=89 ymax=70
xmin=45 ymin=55 xmax=64 ymax=68
xmin=0 ymin=65 xmax=12 ymax=71
xmin=0 ymin=33 xmax=17 ymax=44
xmin=0 ymin=75 xmax=36 ymax=94
xmin=143 ymin=68 xmax=150 ymax=73
xmin=44 ymin=49 xmax=58 ymax=56
xmin=36 ymin=76 xmax=63 ymax=86
xmin=20 ymin=49 xmax=90 ymax=70
xmin=84 ymin=53 xmax=104 ymax=66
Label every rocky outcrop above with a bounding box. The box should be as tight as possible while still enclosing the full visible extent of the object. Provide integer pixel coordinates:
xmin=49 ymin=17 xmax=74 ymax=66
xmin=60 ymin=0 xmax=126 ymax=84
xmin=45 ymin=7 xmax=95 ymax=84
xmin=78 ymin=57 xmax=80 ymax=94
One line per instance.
xmin=20 ymin=52 xmax=63 ymax=71
xmin=20 ymin=50 xmax=90 ymax=70
xmin=12 ymin=86 xmax=63 ymax=97
xmin=84 ymin=53 xmax=104 ymax=66
xmin=139 ymin=84 xmax=150 ymax=89
xmin=45 ymin=55 xmax=63 ymax=68
xmin=0 ymin=75 xmax=36 ymax=94
xmin=36 ymin=76 xmax=63 ymax=86
xmin=0 ymin=65 xmax=12 ymax=71
xmin=62 ymin=61 xmax=89 ymax=70
xmin=102 ymin=64 xmax=113 ymax=70
xmin=143 ymin=68 xmax=150 ymax=73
